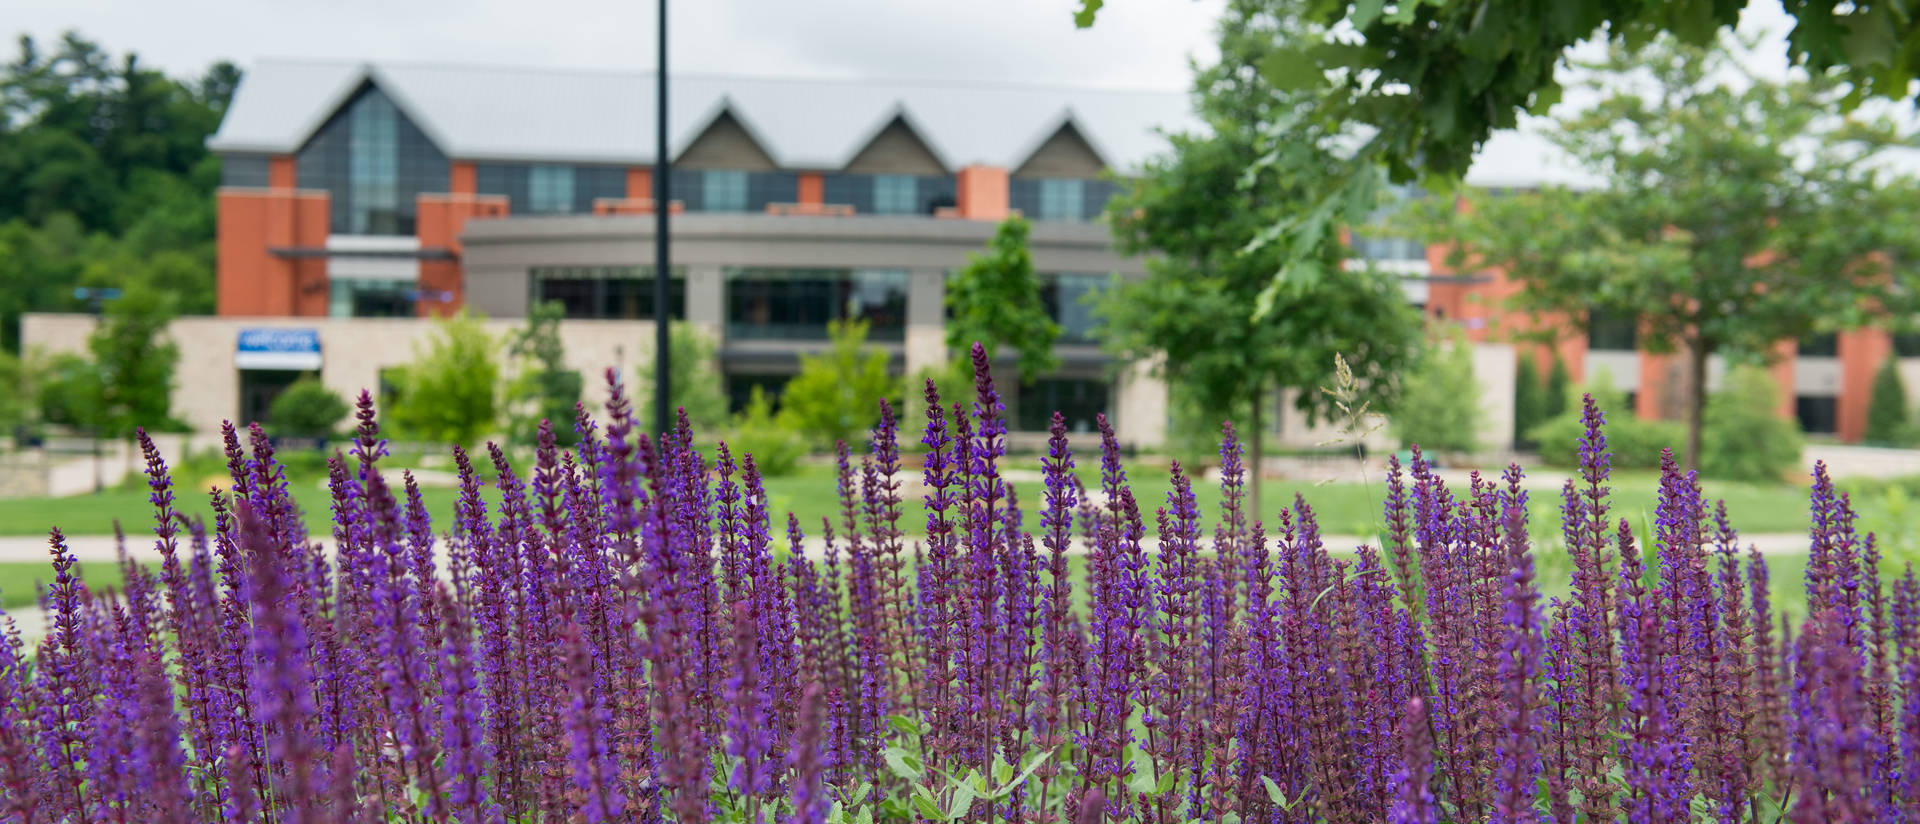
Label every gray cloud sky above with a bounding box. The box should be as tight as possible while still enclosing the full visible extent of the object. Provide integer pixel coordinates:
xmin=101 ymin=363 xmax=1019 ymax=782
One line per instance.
xmin=5 ymin=0 xmax=1227 ymax=90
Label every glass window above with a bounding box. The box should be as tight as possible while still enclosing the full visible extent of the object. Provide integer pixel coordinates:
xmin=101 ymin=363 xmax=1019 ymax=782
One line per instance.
xmin=329 ymin=278 xmax=416 ymax=318
xmin=1081 ymin=179 xmax=1120 ymax=222
xmin=704 ymin=170 xmax=748 ymax=212
xmin=530 ymin=266 xmax=685 ymax=320
xmin=527 ymin=165 xmax=575 ymax=215
xmin=1588 ymin=311 xmax=1637 ymax=351
xmin=297 ymin=84 xmax=448 ymax=235
xmin=1015 ymin=378 xmax=1110 ymax=433
xmin=1351 ymin=185 xmax=1427 ymax=262
xmin=221 ymin=154 xmax=272 ymax=188
xmin=1039 ymin=273 xmax=1107 ymax=343
xmin=575 ymin=165 xmax=627 ymax=213
xmin=822 ymin=173 xmax=954 ymax=215
xmin=1796 ymin=395 xmax=1836 ymax=434
xmin=726 ymin=267 xmax=908 ymax=341
xmin=1799 ymin=333 xmax=1839 ymax=357
xmin=1038 ymin=179 xmax=1086 ymax=221
xmin=1896 ymin=333 xmax=1920 ymax=357
xmin=874 ymin=175 xmax=917 ymax=215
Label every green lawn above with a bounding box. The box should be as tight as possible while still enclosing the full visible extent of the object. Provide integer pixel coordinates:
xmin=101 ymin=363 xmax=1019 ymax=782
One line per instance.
xmin=0 ymin=459 xmax=1843 ymax=541
xmin=0 ymin=561 xmax=152 ymax=611
xmin=0 ymin=461 xmax=1839 ymax=541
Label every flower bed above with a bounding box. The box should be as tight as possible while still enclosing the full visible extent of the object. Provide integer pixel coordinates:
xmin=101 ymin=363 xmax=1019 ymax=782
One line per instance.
xmin=0 ymin=344 xmax=1897 ymax=822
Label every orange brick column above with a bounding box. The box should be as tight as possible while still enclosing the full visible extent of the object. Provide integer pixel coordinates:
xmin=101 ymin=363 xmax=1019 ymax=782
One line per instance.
xmin=1769 ymin=339 xmax=1798 ymax=420
xmin=955 ymin=165 xmax=1009 ymax=220
xmin=628 ymin=167 xmax=653 ymax=201
xmin=797 ymin=172 xmax=824 ymax=206
xmin=450 ymin=160 xmax=477 ymax=195
xmin=217 ymin=174 xmax=329 ymax=318
xmin=1837 ymin=327 xmax=1893 ymax=443
xmin=416 ymin=194 xmax=510 ymax=318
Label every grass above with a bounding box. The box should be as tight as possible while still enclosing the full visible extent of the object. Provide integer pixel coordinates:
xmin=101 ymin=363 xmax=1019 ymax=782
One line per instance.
xmin=0 ymin=459 xmax=1833 ymax=541
xmin=0 ymin=561 xmax=153 ymax=611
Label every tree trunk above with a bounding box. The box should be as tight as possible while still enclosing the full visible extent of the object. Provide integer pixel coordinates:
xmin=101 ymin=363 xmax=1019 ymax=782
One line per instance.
xmin=1248 ymin=383 xmax=1263 ymax=519
xmin=1685 ymin=343 xmax=1708 ymax=475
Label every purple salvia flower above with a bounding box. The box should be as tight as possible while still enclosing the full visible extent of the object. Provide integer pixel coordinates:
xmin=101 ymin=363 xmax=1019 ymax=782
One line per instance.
xmin=1490 ymin=465 xmax=1540 ymax=824
xmin=561 ymin=619 xmax=624 ymax=823
xmin=1389 ymin=698 xmax=1437 ymax=824
xmin=238 ymin=500 xmax=322 ymax=823
xmin=785 ymin=683 xmax=830 ymax=824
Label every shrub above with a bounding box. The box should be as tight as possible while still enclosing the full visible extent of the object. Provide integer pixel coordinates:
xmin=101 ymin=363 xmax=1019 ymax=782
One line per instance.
xmin=778 ymin=318 xmax=897 ymax=449
xmin=1531 ymin=380 xmax=1680 ymax=470
xmin=1701 ymin=365 xmax=1802 ymax=483
xmin=1391 ymin=334 xmax=1480 ymax=454
xmin=506 ymin=300 xmax=581 ymax=447
xmin=1512 ymin=352 xmax=1545 ymax=449
xmin=265 ymin=378 xmax=348 ymax=440
xmin=388 ymin=311 xmax=499 ymax=446
xmin=725 ymin=385 xmax=805 ymax=477
xmin=3 ymin=367 xmax=1899 ymax=821
xmin=1544 ymin=352 xmax=1571 ymax=419
xmin=1868 ymin=355 xmax=1911 ymax=446
xmin=638 ymin=324 xmax=730 ymax=435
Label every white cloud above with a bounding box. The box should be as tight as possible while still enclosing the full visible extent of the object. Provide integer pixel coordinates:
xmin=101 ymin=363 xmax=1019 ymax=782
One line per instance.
xmin=4 ymin=0 xmax=1224 ymax=91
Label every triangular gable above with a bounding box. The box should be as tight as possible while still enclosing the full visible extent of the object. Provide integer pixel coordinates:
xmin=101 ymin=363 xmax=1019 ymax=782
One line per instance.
xmin=842 ymin=113 xmax=948 ymax=175
xmin=675 ymin=108 xmax=779 ymax=171
xmin=289 ymin=68 xmax=452 ymax=157
xmin=1012 ymin=118 xmax=1109 ymax=178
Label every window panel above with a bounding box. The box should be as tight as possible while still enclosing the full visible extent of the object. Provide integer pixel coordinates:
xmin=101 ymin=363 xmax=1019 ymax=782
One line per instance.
xmin=530 ymin=266 xmax=685 ymax=320
xmin=1015 ymin=378 xmax=1110 ymax=433
xmin=1039 ymin=272 xmax=1107 ymax=343
xmin=329 ymin=278 xmax=416 ymax=318
xmin=296 ymin=84 xmax=448 ymax=235
xmin=527 ymin=165 xmax=575 ymax=214
xmin=1587 ymin=311 xmax=1638 ymax=352
xmin=725 ymin=267 xmax=908 ymax=341
xmin=1351 ymin=184 xmax=1427 ymax=262
xmin=221 ymin=155 xmax=272 ymax=188
xmin=873 ymin=175 xmax=917 ymax=214
xmin=1038 ymin=179 xmax=1086 ymax=221
xmin=1798 ymin=333 xmax=1839 ymax=357
xmin=704 ymin=170 xmax=748 ymax=212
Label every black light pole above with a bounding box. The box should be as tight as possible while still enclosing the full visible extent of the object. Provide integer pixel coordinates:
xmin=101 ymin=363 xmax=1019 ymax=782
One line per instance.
xmin=652 ymin=0 xmax=672 ymax=438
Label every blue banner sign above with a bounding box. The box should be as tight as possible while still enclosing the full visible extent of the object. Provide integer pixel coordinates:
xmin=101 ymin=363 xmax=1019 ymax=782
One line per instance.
xmin=235 ymin=328 xmax=322 ymax=370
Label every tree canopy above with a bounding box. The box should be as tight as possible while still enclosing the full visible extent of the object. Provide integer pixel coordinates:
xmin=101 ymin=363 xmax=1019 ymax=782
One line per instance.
xmin=0 ymin=32 xmax=237 ymax=349
xmin=1406 ymin=35 xmax=1920 ymax=469
xmin=1100 ymin=0 xmax=1425 ymax=507
xmin=1079 ymin=0 xmax=1920 ymax=183
xmin=946 ymin=215 xmax=1060 ymax=383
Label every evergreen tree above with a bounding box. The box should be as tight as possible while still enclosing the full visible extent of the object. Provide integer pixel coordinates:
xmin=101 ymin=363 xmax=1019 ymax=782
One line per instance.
xmin=1545 ymin=355 xmax=1572 ymax=422
xmin=1868 ymin=356 xmax=1911 ymax=446
xmin=1513 ymin=352 xmax=1545 ymax=449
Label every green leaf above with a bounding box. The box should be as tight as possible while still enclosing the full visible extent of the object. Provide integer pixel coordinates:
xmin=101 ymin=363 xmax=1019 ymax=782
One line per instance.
xmin=1072 ymin=0 xmax=1104 ymax=28
xmin=882 ymin=747 xmax=924 ymax=782
xmin=1258 ymin=48 xmax=1324 ymax=92
xmin=1351 ymin=0 xmax=1386 ymax=29
xmin=886 ymin=715 xmax=923 ymax=737
xmin=1155 ymin=768 xmax=1177 ymax=797
xmin=1126 ymin=752 xmax=1158 ymax=796
xmin=992 ymin=749 xmax=1054 ymax=798
xmin=1260 ymin=776 xmax=1289 ymax=806
xmin=948 ymin=782 xmax=977 ymax=820
xmin=913 ymin=794 xmax=946 ymax=822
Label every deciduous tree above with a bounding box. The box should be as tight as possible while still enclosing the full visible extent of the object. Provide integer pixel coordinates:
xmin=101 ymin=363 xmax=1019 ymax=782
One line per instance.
xmin=1408 ymin=35 xmax=1920 ymax=471
xmin=946 ymin=215 xmax=1060 ymax=382
xmin=1100 ymin=0 xmax=1424 ymax=510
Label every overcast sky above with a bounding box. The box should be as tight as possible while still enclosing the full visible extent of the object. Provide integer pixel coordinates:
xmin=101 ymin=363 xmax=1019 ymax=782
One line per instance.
xmin=4 ymin=0 xmax=1228 ymax=90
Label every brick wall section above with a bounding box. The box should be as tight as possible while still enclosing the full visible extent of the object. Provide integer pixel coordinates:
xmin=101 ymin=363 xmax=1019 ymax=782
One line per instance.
xmin=797 ymin=172 xmax=824 ymax=205
xmin=450 ymin=161 xmax=477 ymax=195
xmin=1839 ymin=327 xmax=1892 ymax=442
xmin=268 ymin=155 xmax=296 ymax=189
xmin=627 ymin=166 xmax=652 ymax=201
xmin=415 ymin=193 xmax=510 ymax=317
xmin=216 ymin=188 xmax=330 ymax=316
xmin=955 ymin=165 xmax=1009 ymax=220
